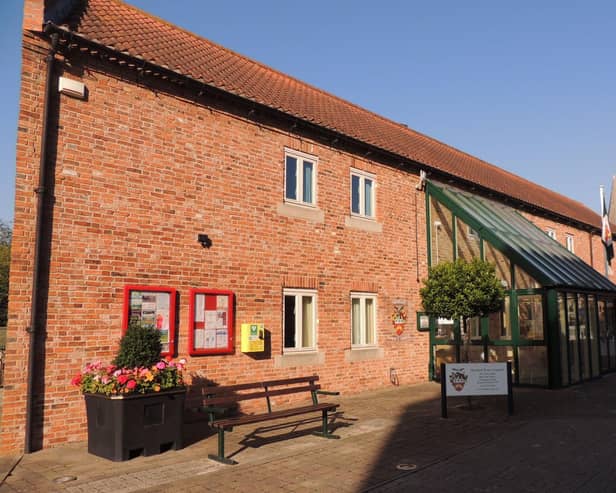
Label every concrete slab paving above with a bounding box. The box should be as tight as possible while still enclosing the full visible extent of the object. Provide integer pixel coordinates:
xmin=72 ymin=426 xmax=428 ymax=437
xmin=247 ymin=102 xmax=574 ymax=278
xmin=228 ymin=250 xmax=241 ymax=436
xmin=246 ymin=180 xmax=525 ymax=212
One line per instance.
xmin=2 ymin=376 xmax=616 ymax=492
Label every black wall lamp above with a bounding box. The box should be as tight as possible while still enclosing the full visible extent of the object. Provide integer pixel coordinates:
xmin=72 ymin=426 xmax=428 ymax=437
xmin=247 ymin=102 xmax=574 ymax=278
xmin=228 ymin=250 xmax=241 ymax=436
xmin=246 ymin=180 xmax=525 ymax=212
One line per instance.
xmin=197 ymin=233 xmax=212 ymax=248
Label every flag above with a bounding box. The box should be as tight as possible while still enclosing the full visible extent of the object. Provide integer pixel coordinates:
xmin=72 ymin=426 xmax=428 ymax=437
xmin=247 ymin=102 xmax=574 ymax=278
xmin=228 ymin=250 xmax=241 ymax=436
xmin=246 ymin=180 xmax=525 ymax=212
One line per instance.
xmin=602 ymin=194 xmax=614 ymax=267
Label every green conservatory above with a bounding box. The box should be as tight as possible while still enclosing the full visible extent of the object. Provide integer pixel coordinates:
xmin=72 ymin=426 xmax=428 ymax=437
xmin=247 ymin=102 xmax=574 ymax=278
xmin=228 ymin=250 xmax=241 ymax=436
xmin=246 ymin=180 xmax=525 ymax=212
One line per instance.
xmin=424 ymin=181 xmax=616 ymax=388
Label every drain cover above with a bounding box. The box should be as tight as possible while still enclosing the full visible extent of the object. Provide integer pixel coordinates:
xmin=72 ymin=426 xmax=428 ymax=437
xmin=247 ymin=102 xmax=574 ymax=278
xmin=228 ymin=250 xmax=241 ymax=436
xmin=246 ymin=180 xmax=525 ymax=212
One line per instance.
xmin=396 ymin=463 xmax=417 ymax=471
xmin=53 ymin=476 xmax=77 ymax=483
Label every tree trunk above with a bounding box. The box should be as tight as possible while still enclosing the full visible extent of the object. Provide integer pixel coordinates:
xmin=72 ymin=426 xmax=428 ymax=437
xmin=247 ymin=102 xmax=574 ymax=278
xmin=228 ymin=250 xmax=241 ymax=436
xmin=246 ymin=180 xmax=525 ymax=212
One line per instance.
xmin=463 ymin=317 xmax=470 ymax=363
xmin=462 ymin=316 xmax=473 ymax=409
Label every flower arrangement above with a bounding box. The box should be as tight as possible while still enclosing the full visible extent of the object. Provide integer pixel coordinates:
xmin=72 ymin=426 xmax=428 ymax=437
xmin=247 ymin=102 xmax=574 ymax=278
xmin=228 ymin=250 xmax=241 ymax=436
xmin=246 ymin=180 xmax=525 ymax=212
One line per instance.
xmin=71 ymin=321 xmax=186 ymax=396
xmin=71 ymin=357 xmax=186 ymax=396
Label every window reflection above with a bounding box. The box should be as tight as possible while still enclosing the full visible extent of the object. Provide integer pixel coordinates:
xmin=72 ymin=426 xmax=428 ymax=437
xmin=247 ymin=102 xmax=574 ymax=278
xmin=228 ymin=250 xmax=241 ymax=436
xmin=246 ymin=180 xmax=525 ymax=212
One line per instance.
xmin=558 ymin=294 xmax=569 ymax=386
xmin=567 ymin=294 xmax=580 ymax=383
xmin=484 ymin=242 xmax=511 ymax=288
xmin=456 ymin=217 xmax=481 ymax=261
xmin=588 ymin=295 xmax=600 ymax=377
xmin=578 ymin=295 xmax=590 ymax=380
xmin=598 ymin=299 xmax=609 ymax=370
xmin=487 ymin=297 xmax=510 ymax=340
xmin=518 ymin=294 xmax=543 ymax=340
xmin=429 ymin=198 xmax=454 ymax=265
xmin=515 ymin=266 xmax=541 ymax=289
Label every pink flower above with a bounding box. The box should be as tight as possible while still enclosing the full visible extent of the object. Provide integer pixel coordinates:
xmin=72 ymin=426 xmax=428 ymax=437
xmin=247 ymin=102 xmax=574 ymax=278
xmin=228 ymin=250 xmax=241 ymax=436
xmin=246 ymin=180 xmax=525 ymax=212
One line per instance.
xmin=117 ymin=374 xmax=130 ymax=385
xmin=126 ymin=379 xmax=137 ymax=390
xmin=156 ymin=361 xmax=166 ymax=370
xmin=71 ymin=374 xmax=82 ymax=386
xmin=101 ymin=376 xmax=110 ymax=385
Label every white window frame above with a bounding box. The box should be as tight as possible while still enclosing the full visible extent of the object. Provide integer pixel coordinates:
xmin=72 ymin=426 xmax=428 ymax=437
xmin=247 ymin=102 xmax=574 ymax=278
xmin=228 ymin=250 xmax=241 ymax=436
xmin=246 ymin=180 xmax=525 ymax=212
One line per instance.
xmin=546 ymin=229 xmax=556 ymax=240
xmin=283 ymin=288 xmax=317 ymax=352
xmin=351 ymin=292 xmax=377 ymax=347
xmin=566 ymin=234 xmax=574 ymax=253
xmin=350 ymin=168 xmax=376 ymax=219
xmin=284 ymin=148 xmax=317 ymax=207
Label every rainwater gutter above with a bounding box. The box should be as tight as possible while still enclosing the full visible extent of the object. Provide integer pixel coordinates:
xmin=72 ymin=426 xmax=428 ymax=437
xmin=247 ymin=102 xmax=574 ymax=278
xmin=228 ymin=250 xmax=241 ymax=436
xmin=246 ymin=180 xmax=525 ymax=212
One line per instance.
xmin=24 ymin=27 xmax=59 ymax=454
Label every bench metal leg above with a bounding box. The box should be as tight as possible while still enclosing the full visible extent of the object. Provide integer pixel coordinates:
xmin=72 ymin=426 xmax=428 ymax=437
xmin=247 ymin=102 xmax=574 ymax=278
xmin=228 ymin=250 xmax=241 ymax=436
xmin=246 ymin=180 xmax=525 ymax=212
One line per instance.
xmin=208 ymin=428 xmax=238 ymax=465
xmin=312 ymin=409 xmax=340 ymax=439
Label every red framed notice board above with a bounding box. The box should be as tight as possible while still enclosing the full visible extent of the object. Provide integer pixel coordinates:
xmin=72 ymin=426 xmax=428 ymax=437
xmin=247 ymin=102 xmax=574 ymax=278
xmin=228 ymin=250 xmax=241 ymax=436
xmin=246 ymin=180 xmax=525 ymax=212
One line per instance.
xmin=122 ymin=285 xmax=177 ymax=357
xmin=188 ymin=289 xmax=234 ymax=355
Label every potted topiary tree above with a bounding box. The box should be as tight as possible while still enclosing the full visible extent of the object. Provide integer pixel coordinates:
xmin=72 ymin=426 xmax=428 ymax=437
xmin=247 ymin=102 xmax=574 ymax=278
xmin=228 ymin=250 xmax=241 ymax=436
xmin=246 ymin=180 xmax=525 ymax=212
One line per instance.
xmin=420 ymin=258 xmax=505 ymax=363
xmin=72 ymin=322 xmax=187 ymax=461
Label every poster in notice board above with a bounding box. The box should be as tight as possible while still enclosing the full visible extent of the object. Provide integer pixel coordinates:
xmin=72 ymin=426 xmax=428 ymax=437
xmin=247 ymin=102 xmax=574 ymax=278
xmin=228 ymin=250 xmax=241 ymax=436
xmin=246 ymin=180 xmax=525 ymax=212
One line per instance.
xmin=189 ymin=289 xmax=234 ymax=355
xmin=123 ymin=285 xmax=177 ymax=357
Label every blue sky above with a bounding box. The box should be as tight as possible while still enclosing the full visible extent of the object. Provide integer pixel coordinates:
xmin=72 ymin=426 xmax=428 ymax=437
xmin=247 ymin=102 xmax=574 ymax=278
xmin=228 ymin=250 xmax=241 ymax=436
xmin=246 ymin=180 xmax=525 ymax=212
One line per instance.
xmin=1 ymin=1 xmax=615 ymax=225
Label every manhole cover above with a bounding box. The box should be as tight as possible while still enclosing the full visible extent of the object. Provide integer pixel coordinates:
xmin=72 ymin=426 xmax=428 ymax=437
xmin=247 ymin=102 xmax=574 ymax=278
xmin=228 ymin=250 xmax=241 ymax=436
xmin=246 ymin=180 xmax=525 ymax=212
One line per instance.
xmin=396 ymin=463 xmax=417 ymax=471
xmin=53 ymin=476 xmax=77 ymax=483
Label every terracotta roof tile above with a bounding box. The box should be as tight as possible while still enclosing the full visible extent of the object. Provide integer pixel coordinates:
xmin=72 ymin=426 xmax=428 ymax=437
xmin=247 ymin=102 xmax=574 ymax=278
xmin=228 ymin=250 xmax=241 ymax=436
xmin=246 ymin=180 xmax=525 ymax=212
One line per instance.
xmin=53 ymin=0 xmax=601 ymax=229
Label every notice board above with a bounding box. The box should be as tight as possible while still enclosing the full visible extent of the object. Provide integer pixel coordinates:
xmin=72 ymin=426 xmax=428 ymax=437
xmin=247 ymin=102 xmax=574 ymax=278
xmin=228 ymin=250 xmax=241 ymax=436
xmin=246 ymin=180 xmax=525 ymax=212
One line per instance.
xmin=122 ymin=285 xmax=177 ymax=357
xmin=188 ymin=288 xmax=235 ymax=355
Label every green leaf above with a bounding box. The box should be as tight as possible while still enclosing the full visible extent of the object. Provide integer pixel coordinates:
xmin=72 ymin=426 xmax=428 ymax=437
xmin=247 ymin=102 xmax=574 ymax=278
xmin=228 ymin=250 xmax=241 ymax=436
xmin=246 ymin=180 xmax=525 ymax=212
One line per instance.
xmin=420 ymin=258 xmax=506 ymax=321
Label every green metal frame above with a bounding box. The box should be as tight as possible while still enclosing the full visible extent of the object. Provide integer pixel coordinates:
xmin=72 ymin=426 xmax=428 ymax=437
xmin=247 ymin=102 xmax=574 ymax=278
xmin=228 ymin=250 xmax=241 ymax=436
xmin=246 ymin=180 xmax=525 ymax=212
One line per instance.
xmin=424 ymin=182 xmax=616 ymax=388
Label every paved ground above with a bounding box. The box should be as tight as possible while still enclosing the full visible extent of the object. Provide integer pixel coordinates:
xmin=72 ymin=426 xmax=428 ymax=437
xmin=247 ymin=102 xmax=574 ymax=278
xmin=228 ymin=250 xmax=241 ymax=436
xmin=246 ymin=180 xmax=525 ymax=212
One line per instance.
xmin=2 ymin=374 xmax=616 ymax=492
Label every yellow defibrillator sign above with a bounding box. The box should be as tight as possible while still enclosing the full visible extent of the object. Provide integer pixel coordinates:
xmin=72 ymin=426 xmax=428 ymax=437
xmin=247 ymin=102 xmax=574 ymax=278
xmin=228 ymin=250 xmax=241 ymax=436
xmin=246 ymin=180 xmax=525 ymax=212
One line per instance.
xmin=240 ymin=323 xmax=265 ymax=352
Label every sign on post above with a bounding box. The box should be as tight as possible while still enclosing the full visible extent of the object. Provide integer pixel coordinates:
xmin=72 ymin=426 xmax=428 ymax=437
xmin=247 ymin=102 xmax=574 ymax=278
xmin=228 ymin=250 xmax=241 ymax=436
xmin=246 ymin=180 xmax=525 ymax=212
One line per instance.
xmin=441 ymin=362 xmax=513 ymax=418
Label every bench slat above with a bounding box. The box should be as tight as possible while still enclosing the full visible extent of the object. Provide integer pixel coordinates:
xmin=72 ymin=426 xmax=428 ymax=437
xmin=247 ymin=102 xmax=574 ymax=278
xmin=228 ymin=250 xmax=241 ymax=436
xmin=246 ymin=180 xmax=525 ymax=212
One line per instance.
xmin=260 ymin=376 xmax=319 ymax=387
xmin=211 ymin=402 xmax=338 ymax=428
xmin=203 ymin=376 xmax=320 ymax=397
xmin=204 ymin=384 xmax=320 ymax=406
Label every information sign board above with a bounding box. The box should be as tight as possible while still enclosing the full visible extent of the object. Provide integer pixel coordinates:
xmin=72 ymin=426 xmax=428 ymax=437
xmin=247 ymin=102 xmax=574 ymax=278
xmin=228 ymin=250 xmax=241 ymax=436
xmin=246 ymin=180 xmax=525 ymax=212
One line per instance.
xmin=444 ymin=363 xmax=508 ymax=396
xmin=440 ymin=362 xmax=513 ymax=418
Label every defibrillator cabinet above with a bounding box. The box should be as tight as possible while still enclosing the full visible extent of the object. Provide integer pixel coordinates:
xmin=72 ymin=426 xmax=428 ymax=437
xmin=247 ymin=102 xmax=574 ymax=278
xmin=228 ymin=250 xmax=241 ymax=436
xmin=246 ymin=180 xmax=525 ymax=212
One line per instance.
xmin=240 ymin=323 xmax=265 ymax=352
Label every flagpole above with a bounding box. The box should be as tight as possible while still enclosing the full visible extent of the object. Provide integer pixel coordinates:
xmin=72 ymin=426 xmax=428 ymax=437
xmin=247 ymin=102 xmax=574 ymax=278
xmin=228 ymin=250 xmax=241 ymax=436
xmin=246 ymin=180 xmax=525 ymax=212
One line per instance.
xmin=600 ymin=185 xmax=609 ymax=277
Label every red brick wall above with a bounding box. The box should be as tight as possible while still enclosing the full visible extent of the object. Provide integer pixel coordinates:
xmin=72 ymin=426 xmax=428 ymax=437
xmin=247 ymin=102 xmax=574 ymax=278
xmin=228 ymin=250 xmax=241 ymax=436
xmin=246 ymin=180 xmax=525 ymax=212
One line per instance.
xmin=1 ymin=31 xmax=50 ymax=454
xmin=1 ymin=36 xmax=431 ymax=452
xmin=3 ymin=27 xmax=613 ymax=454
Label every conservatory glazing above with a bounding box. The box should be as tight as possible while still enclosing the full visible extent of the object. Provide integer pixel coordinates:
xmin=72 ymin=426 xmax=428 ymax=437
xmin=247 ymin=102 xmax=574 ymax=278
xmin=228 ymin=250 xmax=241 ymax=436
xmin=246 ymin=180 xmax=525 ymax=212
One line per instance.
xmin=425 ymin=182 xmax=616 ymax=387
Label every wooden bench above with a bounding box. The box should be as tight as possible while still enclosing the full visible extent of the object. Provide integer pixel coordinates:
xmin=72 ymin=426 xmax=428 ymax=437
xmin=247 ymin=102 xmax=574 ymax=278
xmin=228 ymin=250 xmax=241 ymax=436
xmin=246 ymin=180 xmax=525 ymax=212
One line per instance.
xmin=202 ymin=375 xmax=340 ymax=464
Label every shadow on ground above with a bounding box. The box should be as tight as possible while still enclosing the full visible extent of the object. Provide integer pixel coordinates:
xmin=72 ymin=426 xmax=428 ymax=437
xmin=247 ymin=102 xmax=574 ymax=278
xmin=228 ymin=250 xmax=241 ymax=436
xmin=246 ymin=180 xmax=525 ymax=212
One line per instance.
xmin=357 ymin=375 xmax=616 ymax=492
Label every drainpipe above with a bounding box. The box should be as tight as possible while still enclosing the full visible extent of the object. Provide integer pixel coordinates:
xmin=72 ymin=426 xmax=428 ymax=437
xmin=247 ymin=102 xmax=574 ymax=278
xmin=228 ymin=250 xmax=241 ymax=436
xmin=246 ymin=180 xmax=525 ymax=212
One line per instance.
xmin=24 ymin=29 xmax=59 ymax=454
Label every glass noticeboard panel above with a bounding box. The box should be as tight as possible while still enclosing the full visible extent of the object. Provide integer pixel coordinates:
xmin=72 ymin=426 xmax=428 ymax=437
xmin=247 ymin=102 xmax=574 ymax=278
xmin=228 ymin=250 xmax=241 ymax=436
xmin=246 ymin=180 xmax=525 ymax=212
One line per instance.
xmin=188 ymin=289 xmax=235 ymax=355
xmin=122 ymin=285 xmax=177 ymax=357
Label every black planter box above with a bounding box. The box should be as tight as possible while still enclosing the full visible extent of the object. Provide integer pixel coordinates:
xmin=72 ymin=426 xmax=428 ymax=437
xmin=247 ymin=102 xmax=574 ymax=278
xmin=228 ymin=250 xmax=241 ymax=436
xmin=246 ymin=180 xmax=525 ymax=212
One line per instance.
xmin=84 ymin=389 xmax=186 ymax=461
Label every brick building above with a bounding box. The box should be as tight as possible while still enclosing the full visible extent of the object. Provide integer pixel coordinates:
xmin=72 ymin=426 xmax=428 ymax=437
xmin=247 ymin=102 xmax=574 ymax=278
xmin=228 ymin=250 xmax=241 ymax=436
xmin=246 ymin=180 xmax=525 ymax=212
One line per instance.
xmin=2 ymin=0 xmax=615 ymax=454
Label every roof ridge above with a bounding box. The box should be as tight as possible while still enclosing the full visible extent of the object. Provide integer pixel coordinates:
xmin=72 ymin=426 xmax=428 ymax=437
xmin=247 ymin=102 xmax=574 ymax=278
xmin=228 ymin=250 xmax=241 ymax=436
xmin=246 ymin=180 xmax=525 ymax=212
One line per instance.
xmin=112 ymin=1 xmax=424 ymax=133
xmin=114 ymin=1 xmax=582 ymax=207
xmin=64 ymin=0 xmax=602 ymax=230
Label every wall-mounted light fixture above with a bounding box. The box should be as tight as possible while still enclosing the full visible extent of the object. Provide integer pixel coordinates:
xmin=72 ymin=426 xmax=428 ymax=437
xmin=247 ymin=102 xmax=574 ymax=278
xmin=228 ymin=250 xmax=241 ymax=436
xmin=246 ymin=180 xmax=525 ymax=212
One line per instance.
xmin=197 ymin=233 xmax=212 ymax=248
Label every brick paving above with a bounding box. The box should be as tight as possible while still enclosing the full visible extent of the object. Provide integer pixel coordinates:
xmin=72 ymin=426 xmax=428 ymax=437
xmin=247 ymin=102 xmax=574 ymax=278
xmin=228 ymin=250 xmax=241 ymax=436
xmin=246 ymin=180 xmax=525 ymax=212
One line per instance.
xmin=2 ymin=375 xmax=616 ymax=492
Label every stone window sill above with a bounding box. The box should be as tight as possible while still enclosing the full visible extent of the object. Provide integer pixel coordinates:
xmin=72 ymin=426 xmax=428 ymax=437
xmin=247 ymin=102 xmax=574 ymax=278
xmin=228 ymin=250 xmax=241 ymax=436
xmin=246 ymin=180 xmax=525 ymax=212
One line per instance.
xmin=277 ymin=202 xmax=325 ymax=223
xmin=344 ymin=347 xmax=384 ymax=362
xmin=274 ymin=351 xmax=325 ymax=368
xmin=345 ymin=215 xmax=382 ymax=233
